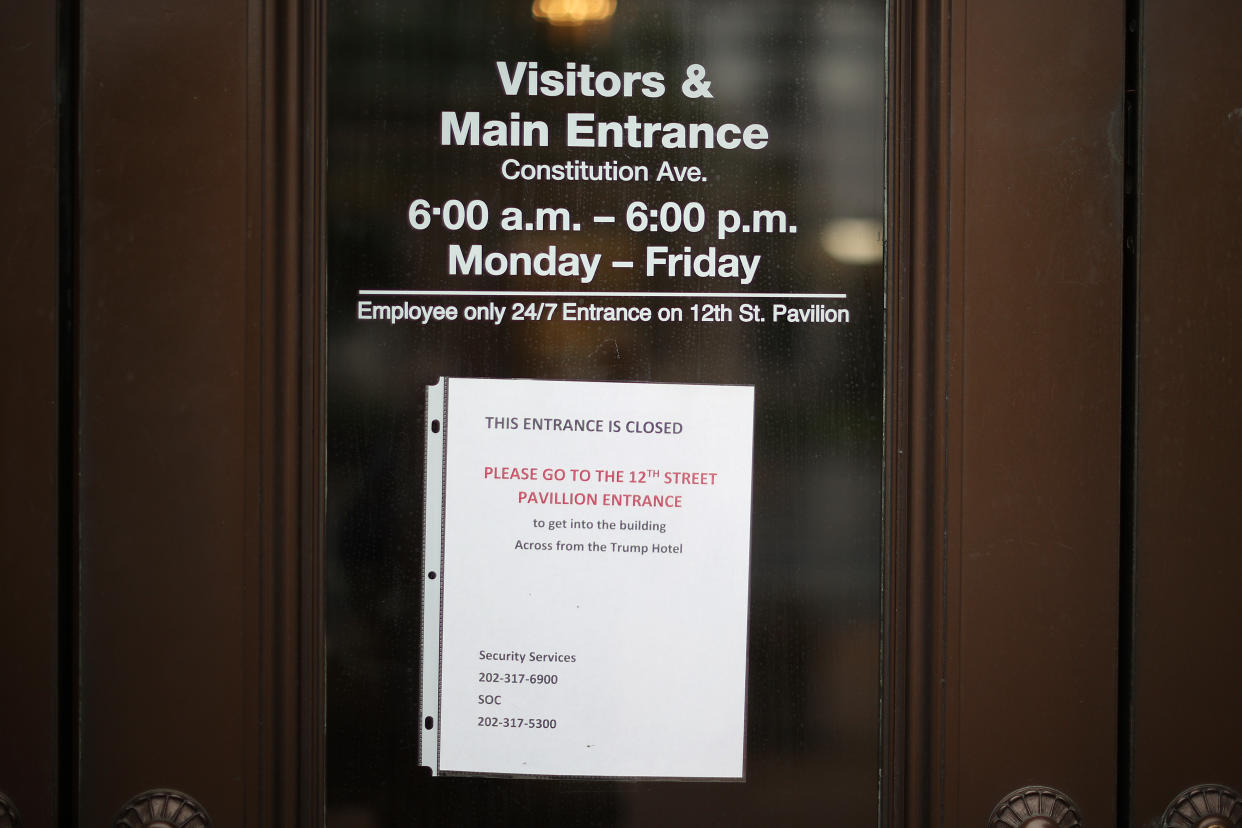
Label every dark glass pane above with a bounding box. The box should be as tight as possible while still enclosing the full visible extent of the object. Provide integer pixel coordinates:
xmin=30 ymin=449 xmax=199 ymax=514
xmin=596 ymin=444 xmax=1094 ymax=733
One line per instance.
xmin=327 ymin=1 xmax=885 ymax=824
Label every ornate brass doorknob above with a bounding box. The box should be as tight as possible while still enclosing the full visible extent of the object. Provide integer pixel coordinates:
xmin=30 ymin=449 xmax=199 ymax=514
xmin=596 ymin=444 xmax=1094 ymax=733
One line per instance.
xmin=113 ymin=789 xmax=211 ymax=828
xmin=1162 ymin=784 xmax=1242 ymax=828
xmin=0 ymin=791 xmax=21 ymax=828
xmin=988 ymin=786 xmax=1082 ymax=828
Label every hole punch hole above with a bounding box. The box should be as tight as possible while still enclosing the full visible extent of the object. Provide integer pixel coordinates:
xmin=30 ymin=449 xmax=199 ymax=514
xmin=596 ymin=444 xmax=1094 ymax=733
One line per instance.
xmin=430 ymin=419 xmax=440 ymax=433
xmin=424 ymin=716 xmax=434 ymax=730
xmin=428 ymin=571 xmax=437 ymax=580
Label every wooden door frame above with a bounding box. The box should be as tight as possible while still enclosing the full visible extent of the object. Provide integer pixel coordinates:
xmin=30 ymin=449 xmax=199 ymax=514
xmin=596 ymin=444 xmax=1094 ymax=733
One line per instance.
xmin=888 ymin=0 xmax=1126 ymax=825
xmin=0 ymin=3 xmax=62 ymax=825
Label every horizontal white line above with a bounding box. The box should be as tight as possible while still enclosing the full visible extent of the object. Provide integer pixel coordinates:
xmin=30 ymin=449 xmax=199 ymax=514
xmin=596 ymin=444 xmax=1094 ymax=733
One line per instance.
xmin=358 ymin=290 xmax=848 ymax=299
xmin=592 ymin=216 xmax=615 ymax=223
xmin=611 ymin=261 xmax=634 ymax=268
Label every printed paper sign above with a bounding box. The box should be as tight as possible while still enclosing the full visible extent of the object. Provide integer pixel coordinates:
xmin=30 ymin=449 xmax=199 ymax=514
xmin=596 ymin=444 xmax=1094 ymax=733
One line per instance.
xmin=421 ymin=377 xmax=753 ymax=779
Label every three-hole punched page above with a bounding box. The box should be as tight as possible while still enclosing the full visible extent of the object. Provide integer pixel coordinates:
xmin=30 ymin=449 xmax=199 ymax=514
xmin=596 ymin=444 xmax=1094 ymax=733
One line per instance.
xmin=421 ymin=377 xmax=754 ymax=780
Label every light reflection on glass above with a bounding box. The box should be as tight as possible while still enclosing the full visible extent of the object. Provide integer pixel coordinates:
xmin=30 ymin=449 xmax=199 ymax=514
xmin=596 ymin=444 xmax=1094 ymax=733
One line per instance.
xmin=820 ymin=217 xmax=884 ymax=265
xmin=532 ymin=0 xmax=617 ymax=26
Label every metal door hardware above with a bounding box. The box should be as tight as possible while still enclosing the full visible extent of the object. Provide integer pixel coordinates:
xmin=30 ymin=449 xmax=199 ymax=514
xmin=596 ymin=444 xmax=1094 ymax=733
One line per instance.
xmin=988 ymin=786 xmax=1083 ymax=828
xmin=0 ymin=792 xmax=20 ymax=828
xmin=113 ymin=789 xmax=211 ymax=828
xmin=1162 ymin=784 xmax=1242 ymax=828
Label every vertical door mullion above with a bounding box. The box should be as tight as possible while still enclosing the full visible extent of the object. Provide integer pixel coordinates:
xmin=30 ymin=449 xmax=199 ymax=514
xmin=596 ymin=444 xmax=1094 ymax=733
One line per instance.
xmin=911 ymin=1 xmax=1128 ymax=823
xmin=1128 ymin=2 xmax=1242 ymax=822
xmin=0 ymin=3 xmax=64 ymax=824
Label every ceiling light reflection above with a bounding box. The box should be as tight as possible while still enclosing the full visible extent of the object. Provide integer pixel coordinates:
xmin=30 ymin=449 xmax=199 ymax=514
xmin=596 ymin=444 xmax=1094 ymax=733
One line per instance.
xmin=532 ymin=0 xmax=617 ymax=26
xmin=820 ymin=218 xmax=883 ymax=265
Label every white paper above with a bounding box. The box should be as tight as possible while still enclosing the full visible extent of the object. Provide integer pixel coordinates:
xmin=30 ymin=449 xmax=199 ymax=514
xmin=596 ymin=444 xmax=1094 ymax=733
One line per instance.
xmin=421 ymin=377 xmax=753 ymax=779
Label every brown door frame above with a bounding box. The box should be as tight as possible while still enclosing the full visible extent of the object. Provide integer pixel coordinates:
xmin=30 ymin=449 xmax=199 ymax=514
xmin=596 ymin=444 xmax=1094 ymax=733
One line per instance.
xmin=1128 ymin=2 xmax=1242 ymax=823
xmin=888 ymin=1 xmax=1126 ymax=825
xmin=16 ymin=0 xmax=327 ymax=822
xmin=0 ymin=3 xmax=63 ymax=825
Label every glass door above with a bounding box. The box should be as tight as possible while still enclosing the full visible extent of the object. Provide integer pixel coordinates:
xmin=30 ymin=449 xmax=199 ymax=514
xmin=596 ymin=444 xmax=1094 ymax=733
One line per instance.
xmin=325 ymin=1 xmax=887 ymax=823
